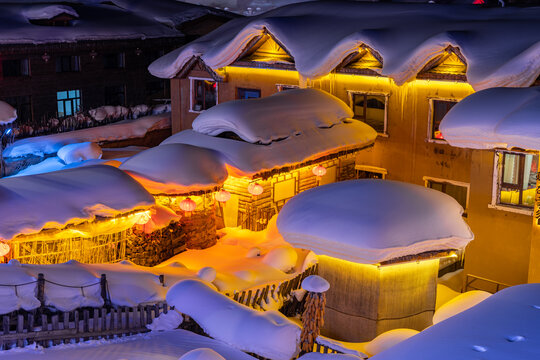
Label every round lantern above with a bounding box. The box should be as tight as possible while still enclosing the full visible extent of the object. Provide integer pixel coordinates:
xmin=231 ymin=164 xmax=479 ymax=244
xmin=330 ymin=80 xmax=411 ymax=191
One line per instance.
xmin=312 ymin=165 xmax=327 ymax=177
xmin=247 ymin=182 xmax=264 ymax=196
xmin=0 ymin=242 xmax=10 ymax=257
xmin=180 ymin=197 xmax=197 ymax=213
xmin=215 ymin=189 xmax=231 ymax=203
xmin=135 ymin=211 xmax=152 ymax=225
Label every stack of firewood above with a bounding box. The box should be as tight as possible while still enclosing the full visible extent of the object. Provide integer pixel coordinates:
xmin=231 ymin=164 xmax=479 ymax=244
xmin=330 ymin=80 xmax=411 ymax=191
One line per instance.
xmin=300 ymin=291 xmax=327 ymax=352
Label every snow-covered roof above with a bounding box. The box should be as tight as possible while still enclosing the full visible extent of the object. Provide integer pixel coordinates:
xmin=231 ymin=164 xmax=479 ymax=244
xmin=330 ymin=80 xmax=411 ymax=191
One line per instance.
xmin=371 ymin=284 xmax=540 ymax=360
xmin=149 ymin=2 xmax=540 ymax=90
xmin=0 ymin=101 xmax=17 ymax=125
xmin=120 ymin=143 xmax=228 ymax=195
xmin=440 ymin=86 xmax=540 ymax=151
xmin=0 ymin=165 xmax=155 ymax=241
xmin=23 ymin=4 xmax=79 ymax=20
xmin=276 ymin=179 xmax=474 ymax=264
xmin=193 ymin=88 xmax=354 ymax=144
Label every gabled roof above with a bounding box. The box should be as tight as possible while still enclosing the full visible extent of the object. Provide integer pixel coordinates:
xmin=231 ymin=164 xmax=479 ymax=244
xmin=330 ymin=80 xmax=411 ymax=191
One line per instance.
xmin=149 ymin=1 xmax=540 ymax=90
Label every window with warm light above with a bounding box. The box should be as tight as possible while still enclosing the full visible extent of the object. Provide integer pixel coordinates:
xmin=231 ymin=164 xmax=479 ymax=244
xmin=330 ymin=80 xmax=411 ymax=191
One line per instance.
xmin=349 ymin=92 xmax=387 ymax=134
xmin=57 ymin=89 xmax=81 ymax=117
xmin=355 ymin=165 xmax=387 ymax=179
xmin=429 ymin=99 xmax=457 ymax=141
xmin=191 ymin=78 xmax=217 ymax=112
xmin=495 ymin=151 xmax=538 ymax=209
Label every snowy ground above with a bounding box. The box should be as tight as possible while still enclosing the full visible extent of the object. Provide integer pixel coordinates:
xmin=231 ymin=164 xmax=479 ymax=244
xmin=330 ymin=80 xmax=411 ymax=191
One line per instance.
xmin=0 ymin=329 xmax=255 ymax=360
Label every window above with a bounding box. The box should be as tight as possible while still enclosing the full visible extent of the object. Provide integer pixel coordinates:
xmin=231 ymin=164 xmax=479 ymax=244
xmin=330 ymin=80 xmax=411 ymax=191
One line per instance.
xmin=429 ymin=99 xmax=457 ymax=141
xmin=495 ymin=151 xmax=538 ymax=209
xmin=424 ymin=177 xmax=469 ymax=215
xmin=2 ymin=59 xmax=29 ymax=77
xmin=349 ymin=92 xmax=387 ymax=134
xmin=103 ymin=53 xmax=125 ymax=69
xmin=191 ymin=78 xmax=217 ymax=112
xmin=355 ymin=165 xmax=387 ymax=179
xmin=57 ymin=90 xmax=81 ymax=117
xmin=3 ymin=96 xmax=32 ymax=124
xmin=237 ymin=88 xmax=261 ymax=99
xmin=56 ymin=56 xmax=80 ymax=72
xmin=104 ymin=85 xmax=126 ymax=106
xmin=276 ymin=84 xmax=298 ymax=92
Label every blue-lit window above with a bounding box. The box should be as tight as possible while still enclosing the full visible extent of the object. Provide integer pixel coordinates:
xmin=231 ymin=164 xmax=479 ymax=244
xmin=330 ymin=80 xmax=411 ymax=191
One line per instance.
xmin=57 ymin=89 xmax=81 ymax=117
xmin=237 ymin=88 xmax=261 ymax=99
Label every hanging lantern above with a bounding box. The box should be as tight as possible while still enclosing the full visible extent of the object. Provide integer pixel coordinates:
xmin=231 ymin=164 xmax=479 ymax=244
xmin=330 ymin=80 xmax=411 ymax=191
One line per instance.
xmin=312 ymin=165 xmax=327 ymax=177
xmin=0 ymin=242 xmax=10 ymax=257
xmin=247 ymin=182 xmax=264 ymax=196
xmin=215 ymin=189 xmax=231 ymax=203
xmin=180 ymin=197 xmax=197 ymax=216
xmin=135 ymin=211 xmax=152 ymax=225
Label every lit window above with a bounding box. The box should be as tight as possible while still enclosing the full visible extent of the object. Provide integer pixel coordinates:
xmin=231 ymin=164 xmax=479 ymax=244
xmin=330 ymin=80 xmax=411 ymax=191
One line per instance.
xmin=349 ymin=92 xmax=387 ymax=134
xmin=56 ymin=56 xmax=80 ymax=72
xmin=57 ymin=89 xmax=81 ymax=117
xmin=276 ymin=84 xmax=298 ymax=92
xmin=237 ymin=88 xmax=261 ymax=99
xmin=355 ymin=165 xmax=387 ymax=180
xmin=2 ymin=59 xmax=30 ymax=77
xmin=191 ymin=79 xmax=217 ymax=112
xmin=425 ymin=177 xmax=469 ymax=215
xmin=103 ymin=53 xmax=125 ymax=69
xmin=430 ymin=99 xmax=457 ymax=140
xmin=496 ymin=151 xmax=538 ymax=208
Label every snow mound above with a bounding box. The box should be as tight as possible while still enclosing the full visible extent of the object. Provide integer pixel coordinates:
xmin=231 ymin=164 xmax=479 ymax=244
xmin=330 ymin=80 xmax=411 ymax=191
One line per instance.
xmin=23 ymin=5 xmax=79 ymax=20
xmin=432 ymin=290 xmax=491 ymax=325
xmin=146 ymin=310 xmax=183 ymax=331
xmin=301 ymin=275 xmax=330 ymax=293
xmin=57 ymin=142 xmax=102 ymax=164
xmin=167 ymin=279 xmax=301 ymax=360
xmin=261 ymin=246 xmax=297 ymax=272
xmin=0 ymin=165 xmax=155 ymax=240
xmin=192 ymin=89 xmax=353 ymax=144
xmin=198 ymin=267 xmax=217 ymax=282
xmin=440 ymin=87 xmax=540 ymax=151
xmin=298 ymin=354 xmax=364 ymax=360
xmin=88 ymin=106 xmax=128 ymax=122
xmin=0 ymin=261 xmax=40 ymax=315
xmin=120 ymin=143 xmax=228 ymax=195
xmin=179 ymin=348 xmax=226 ymax=360
xmin=364 ymin=329 xmax=419 ymax=357
xmin=0 ymin=101 xmax=17 ymax=125
xmin=277 ymin=179 xmax=474 ymax=264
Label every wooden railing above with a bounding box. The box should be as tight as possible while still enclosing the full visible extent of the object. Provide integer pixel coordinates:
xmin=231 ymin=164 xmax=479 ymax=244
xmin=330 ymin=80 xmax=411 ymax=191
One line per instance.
xmin=465 ymin=274 xmax=511 ymax=293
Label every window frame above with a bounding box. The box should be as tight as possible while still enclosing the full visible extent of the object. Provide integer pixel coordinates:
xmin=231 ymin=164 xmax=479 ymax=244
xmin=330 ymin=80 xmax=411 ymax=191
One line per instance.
xmin=1 ymin=58 xmax=30 ymax=77
xmin=489 ymin=150 xmax=537 ymax=215
xmin=56 ymin=55 xmax=80 ymax=73
xmin=355 ymin=165 xmax=387 ymax=180
xmin=276 ymin=84 xmax=299 ymax=92
xmin=347 ymin=90 xmax=389 ymax=136
xmin=423 ymin=176 xmax=470 ymax=216
xmin=189 ymin=77 xmax=218 ymax=113
xmin=427 ymin=97 xmax=459 ymax=144
xmin=236 ymin=87 xmax=261 ymax=99
xmin=56 ymin=89 xmax=82 ymax=118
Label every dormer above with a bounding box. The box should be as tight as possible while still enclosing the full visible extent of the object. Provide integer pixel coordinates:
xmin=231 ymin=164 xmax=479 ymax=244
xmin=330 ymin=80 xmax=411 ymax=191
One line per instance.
xmin=418 ymin=46 xmax=467 ymax=81
xmin=335 ymin=45 xmax=383 ymax=76
xmin=25 ymin=5 xmax=79 ymax=27
xmin=234 ymin=31 xmax=294 ymax=69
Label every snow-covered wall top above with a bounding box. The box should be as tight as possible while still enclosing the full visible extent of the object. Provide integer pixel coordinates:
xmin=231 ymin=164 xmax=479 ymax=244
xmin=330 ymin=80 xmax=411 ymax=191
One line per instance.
xmin=193 ymin=89 xmax=354 ymax=144
xmin=370 ymin=284 xmax=540 ymax=360
xmin=276 ymin=179 xmax=473 ymax=264
xmin=120 ymin=143 xmax=228 ymax=195
xmin=162 ymin=120 xmax=376 ymax=178
xmin=0 ymin=165 xmax=155 ymax=241
xmin=149 ymin=2 xmax=540 ymax=90
xmin=440 ymin=86 xmax=540 ymax=151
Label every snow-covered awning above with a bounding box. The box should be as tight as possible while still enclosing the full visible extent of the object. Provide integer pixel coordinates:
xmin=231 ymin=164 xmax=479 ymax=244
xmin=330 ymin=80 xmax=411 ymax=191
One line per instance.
xmin=0 ymin=165 xmax=155 ymax=241
xmin=120 ymin=143 xmax=228 ymax=195
xmin=193 ymin=89 xmax=353 ymax=144
xmin=440 ymin=87 xmax=540 ymax=151
xmin=149 ymin=2 xmax=540 ymax=90
xmin=276 ymin=179 xmax=473 ymax=264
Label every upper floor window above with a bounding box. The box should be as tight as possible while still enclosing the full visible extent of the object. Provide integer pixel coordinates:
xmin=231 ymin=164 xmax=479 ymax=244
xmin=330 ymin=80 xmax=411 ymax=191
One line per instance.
xmin=56 ymin=56 xmax=80 ymax=72
xmin=190 ymin=78 xmax=217 ymax=112
xmin=494 ymin=151 xmax=537 ymax=209
xmin=237 ymin=88 xmax=261 ymax=99
xmin=424 ymin=177 xmax=469 ymax=216
xmin=57 ymin=90 xmax=81 ymax=117
xmin=2 ymin=59 xmax=30 ymax=77
xmin=349 ymin=92 xmax=388 ymax=134
xmin=103 ymin=53 xmax=125 ymax=69
xmin=429 ymin=99 xmax=457 ymax=141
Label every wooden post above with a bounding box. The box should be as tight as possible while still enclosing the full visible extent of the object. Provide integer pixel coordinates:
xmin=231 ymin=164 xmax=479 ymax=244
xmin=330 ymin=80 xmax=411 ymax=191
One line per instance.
xmin=100 ymin=274 xmax=110 ymax=307
xmin=299 ymin=275 xmax=330 ymax=354
xmin=37 ymin=273 xmax=45 ymax=308
xmin=159 ymin=274 xmax=165 ymax=287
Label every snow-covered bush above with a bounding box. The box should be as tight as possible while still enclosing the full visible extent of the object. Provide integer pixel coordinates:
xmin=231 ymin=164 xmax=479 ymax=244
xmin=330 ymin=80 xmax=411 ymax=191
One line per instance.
xmin=57 ymin=142 xmax=102 ymax=164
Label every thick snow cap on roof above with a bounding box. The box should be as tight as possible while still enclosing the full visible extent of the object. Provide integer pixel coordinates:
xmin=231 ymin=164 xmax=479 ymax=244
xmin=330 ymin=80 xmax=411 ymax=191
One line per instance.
xmin=440 ymin=87 xmax=540 ymax=151
xmin=370 ymin=284 xmax=540 ymax=360
xmin=23 ymin=5 xmax=79 ymax=20
xmin=149 ymin=2 xmax=540 ymax=90
xmin=193 ymin=89 xmax=354 ymax=144
xmin=276 ymin=180 xmax=473 ymax=264
xmin=0 ymin=165 xmax=155 ymax=241
xmin=0 ymin=101 xmax=17 ymax=125
xmin=120 ymin=143 xmax=228 ymax=195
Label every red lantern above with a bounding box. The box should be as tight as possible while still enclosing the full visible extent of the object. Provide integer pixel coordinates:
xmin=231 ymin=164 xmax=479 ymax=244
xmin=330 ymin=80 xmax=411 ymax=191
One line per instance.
xmin=247 ymin=182 xmax=263 ymax=196
xmin=0 ymin=242 xmax=9 ymax=257
xmin=215 ymin=189 xmax=231 ymax=203
xmin=180 ymin=197 xmax=197 ymax=216
xmin=312 ymin=165 xmax=327 ymax=177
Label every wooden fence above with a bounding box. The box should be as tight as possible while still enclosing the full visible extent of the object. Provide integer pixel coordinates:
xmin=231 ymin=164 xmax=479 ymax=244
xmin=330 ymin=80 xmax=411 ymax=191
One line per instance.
xmin=0 ymin=303 xmax=171 ymax=350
